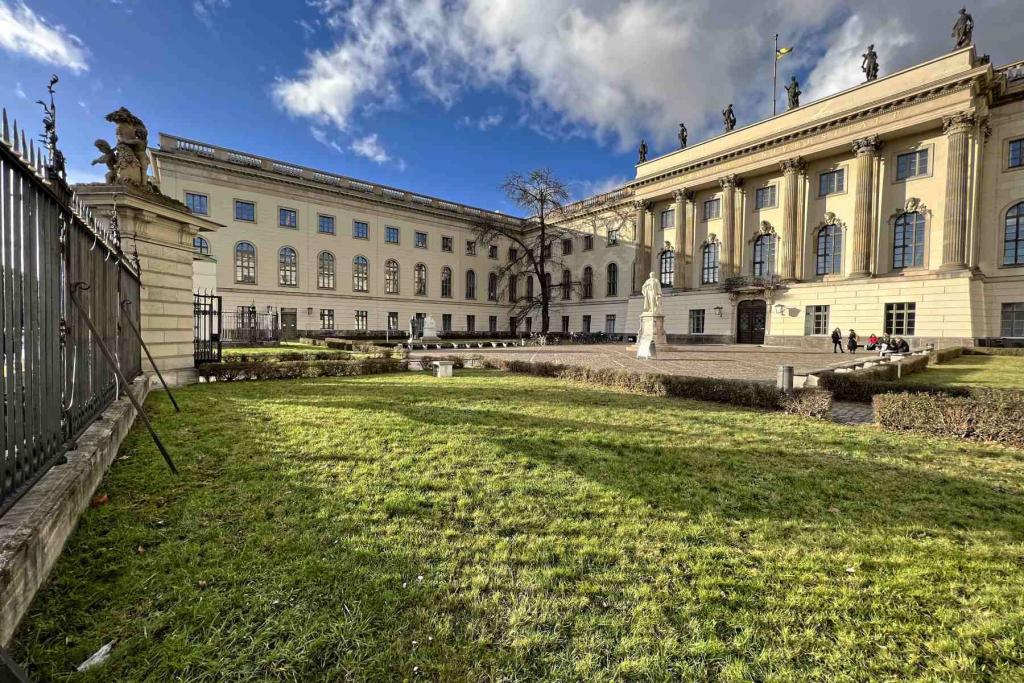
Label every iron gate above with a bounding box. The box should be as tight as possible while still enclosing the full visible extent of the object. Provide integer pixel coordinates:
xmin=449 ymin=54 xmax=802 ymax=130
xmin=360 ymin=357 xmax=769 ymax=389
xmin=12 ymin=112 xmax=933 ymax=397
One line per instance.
xmin=193 ymin=292 xmax=222 ymax=365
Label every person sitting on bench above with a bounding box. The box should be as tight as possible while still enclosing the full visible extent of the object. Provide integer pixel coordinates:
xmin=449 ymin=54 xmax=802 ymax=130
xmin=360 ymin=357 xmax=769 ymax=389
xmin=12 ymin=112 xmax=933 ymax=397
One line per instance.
xmin=865 ymin=333 xmax=879 ymax=350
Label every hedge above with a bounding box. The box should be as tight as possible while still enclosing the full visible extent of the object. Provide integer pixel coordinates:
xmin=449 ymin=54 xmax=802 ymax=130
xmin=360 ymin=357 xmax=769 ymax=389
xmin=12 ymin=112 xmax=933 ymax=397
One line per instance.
xmin=222 ymin=350 xmax=352 ymax=363
xmin=963 ymin=347 xmax=1024 ymax=357
xmin=198 ymin=357 xmax=406 ymax=382
xmin=816 ymin=355 xmax=931 ymax=402
xmin=932 ymin=346 xmax=963 ymax=363
xmin=874 ymin=388 xmax=1024 ymax=449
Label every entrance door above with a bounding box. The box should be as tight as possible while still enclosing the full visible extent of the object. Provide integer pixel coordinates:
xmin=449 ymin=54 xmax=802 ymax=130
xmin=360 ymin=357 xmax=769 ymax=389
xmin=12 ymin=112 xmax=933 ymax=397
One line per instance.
xmin=281 ymin=308 xmax=298 ymax=340
xmin=736 ymin=299 xmax=767 ymax=344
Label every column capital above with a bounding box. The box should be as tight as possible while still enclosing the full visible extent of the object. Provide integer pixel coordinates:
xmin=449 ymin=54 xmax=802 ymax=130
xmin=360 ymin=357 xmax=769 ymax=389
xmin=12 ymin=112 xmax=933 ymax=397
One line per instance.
xmin=942 ymin=112 xmax=976 ymax=135
xmin=672 ymin=188 xmax=695 ymax=202
xmin=779 ymin=156 xmax=806 ymax=174
xmin=718 ymin=174 xmax=740 ymax=189
xmin=851 ymin=135 xmax=882 ymax=156
xmin=633 ymin=199 xmax=651 ymax=212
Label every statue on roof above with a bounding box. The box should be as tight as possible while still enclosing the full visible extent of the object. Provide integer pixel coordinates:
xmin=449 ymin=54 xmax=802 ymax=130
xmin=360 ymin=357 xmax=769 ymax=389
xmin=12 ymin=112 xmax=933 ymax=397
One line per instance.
xmin=677 ymin=122 xmax=687 ymax=149
xmin=952 ymin=7 xmax=973 ymax=49
xmin=93 ymin=107 xmax=151 ymax=187
xmin=722 ymin=104 xmax=736 ymax=132
xmin=785 ymin=76 xmax=801 ymax=110
xmin=862 ymin=44 xmax=879 ymax=82
xmin=637 ymin=138 xmax=648 ymax=163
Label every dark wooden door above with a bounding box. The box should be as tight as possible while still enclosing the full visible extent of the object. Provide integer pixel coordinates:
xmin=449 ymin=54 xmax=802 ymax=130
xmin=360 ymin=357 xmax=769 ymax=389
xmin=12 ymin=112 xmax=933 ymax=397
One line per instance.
xmin=736 ymin=299 xmax=767 ymax=344
xmin=280 ymin=308 xmax=298 ymax=340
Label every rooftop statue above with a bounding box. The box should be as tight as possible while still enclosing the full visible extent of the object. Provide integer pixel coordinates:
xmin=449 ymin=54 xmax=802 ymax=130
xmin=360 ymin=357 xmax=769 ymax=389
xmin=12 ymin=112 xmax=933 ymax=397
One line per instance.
xmin=953 ymin=7 xmax=974 ymax=48
xmin=862 ymin=45 xmax=879 ymax=81
xmin=722 ymin=104 xmax=736 ymax=132
xmin=637 ymin=139 xmax=648 ymax=163
xmin=785 ymin=76 xmax=801 ymax=110
xmin=92 ymin=107 xmax=152 ymax=188
xmin=677 ymin=122 xmax=687 ymax=149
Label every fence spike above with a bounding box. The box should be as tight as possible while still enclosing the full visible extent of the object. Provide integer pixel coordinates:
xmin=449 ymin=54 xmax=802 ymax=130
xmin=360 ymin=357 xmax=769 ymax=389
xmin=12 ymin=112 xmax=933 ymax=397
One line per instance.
xmin=21 ymin=129 xmax=27 ymax=158
xmin=29 ymin=139 xmax=35 ymax=167
xmin=1 ymin=108 xmax=8 ymax=145
xmin=12 ymin=120 xmax=19 ymax=153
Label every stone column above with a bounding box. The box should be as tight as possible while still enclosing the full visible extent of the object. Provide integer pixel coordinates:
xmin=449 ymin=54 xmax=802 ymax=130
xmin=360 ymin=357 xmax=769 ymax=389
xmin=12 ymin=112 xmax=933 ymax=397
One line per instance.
xmin=719 ymin=175 xmax=738 ymax=278
xmin=940 ymin=112 xmax=974 ymax=270
xmin=778 ymin=157 xmax=805 ymax=281
xmin=850 ymin=135 xmax=882 ymax=278
xmin=672 ymin=189 xmax=692 ymax=288
xmin=633 ymin=200 xmax=651 ymax=292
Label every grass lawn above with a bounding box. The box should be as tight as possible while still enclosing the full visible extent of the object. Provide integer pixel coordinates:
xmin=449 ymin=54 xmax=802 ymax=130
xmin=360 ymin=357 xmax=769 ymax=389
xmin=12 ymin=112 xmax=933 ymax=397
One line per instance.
xmin=902 ymin=354 xmax=1024 ymax=390
xmin=14 ymin=371 xmax=1024 ymax=681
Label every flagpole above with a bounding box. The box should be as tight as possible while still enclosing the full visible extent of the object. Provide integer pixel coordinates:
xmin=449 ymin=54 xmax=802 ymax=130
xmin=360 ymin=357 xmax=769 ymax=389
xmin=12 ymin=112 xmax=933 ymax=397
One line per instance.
xmin=773 ymin=33 xmax=778 ymax=116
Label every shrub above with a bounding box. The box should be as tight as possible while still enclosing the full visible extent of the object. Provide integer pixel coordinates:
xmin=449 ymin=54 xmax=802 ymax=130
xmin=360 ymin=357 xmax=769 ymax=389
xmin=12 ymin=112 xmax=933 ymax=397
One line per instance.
xmin=780 ymin=389 xmax=833 ymax=418
xmin=223 ymin=350 xmax=352 ymax=364
xmin=963 ymin=347 xmax=1024 ymax=357
xmin=198 ymin=357 xmax=406 ymax=382
xmin=874 ymin=388 xmax=1024 ymax=448
xmin=816 ymin=354 xmax=930 ymax=402
xmin=416 ymin=355 xmax=469 ymax=370
xmin=932 ymin=346 xmax=964 ymax=363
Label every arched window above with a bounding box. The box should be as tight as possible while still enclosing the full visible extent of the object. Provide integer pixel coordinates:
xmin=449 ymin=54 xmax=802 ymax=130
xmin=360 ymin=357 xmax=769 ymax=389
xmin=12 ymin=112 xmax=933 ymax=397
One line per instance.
xmin=509 ymin=275 xmax=518 ymax=302
xmin=701 ymin=240 xmax=719 ymax=285
xmin=441 ymin=266 xmax=453 ymax=298
xmin=582 ymin=266 xmax=593 ymax=298
xmin=893 ymin=212 xmax=926 ymax=269
xmin=561 ymin=269 xmax=571 ymax=300
xmin=659 ymin=250 xmax=675 ymax=287
xmin=235 ymin=242 xmax=256 ymax=284
xmin=414 ymin=263 xmax=427 ymax=295
xmin=816 ymin=224 xmax=843 ymax=275
xmin=607 ymin=263 xmax=618 ymax=296
xmin=526 ymin=275 xmax=534 ymax=299
xmin=465 ymin=269 xmax=476 ymax=299
xmin=352 ymin=255 xmax=369 ymax=292
xmin=488 ymin=272 xmax=498 ymax=301
xmin=317 ymin=251 xmax=336 ymax=289
xmin=1003 ymin=202 xmax=1024 ymax=266
xmin=278 ymin=247 xmax=297 ymax=287
xmin=385 ymin=259 xmax=400 ymax=294
xmin=752 ymin=234 xmax=776 ymax=278
xmin=193 ymin=235 xmax=210 ymax=255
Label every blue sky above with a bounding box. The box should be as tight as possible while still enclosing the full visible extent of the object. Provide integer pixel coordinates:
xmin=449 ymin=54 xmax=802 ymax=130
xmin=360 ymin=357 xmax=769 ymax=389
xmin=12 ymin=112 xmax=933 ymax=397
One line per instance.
xmin=1 ymin=0 xmax=1020 ymax=213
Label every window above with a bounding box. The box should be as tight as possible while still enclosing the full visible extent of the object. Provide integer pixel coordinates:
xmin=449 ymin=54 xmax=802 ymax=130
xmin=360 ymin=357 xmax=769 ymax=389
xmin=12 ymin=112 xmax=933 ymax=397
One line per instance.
xmin=804 ymin=305 xmax=830 ymax=335
xmin=185 ymin=192 xmax=208 ymax=215
xmin=415 ymin=231 xmax=428 ymax=249
xmin=561 ymin=316 xmax=570 ymax=333
xmin=352 ymin=255 xmax=369 ymax=292
xmin=755 ymin=185 xmax=777 ymax=209
xmin=582 ymin=266 xmax=593 ymax=298
xmin=278 ymin=247 xmax=297 ymax=287
xmin=489 ymin=316 xmax=497 ymax=333
xmin=466 ymin=315 xmax=475 ymax=333
xmin=488 ymin=272 xmax=498 ymax=301
xmin=689 ymin=309 xmax=705 ymax=334
xmin=508 ymin=247 xmax=518 ymax=261
xmin=607 ymin=263 xmax=618 ymax=296
xmin=509 ymin=275 xmax=518 ymax=302
xmin=317 ymin=251 xmax=336 ymax=289
xmin=703 ymin=198 xmax=721 ymax=220
xmin=387 ymin=312 xmax=399 ymax=332
xmin=818 ymin=168 xmax=845 ymax=196
xmin=659 ymin=250 xmax=675 ymax=287
xmin=355 ymin=310 xmax=368 ymax=331
xmin=607 ymin=229 xmax=620 ymax=246
xmin=1001 ymin=302 xmax=1024 ymax=337
xmin=1004 ymin=202 xmax=1024 ymax=266
xmin=605 ymin=315 xmax=616 ymax=334
xmin=234 ymin=242 xmax=256 ymax=283
xmin=234 ymin=200 xmax=255 ymax=222
xmin=488 ymin=244 xmax=498 ymax=259
xmin=442 ymin=314 xmax=452 ymax=333
xmin=582 ymin=315 xmax=592 ymax=333
xmin=896 ymin=149 xmax=929 ymax=180
xmin=414 ymin=263 xmax=427 ymax=295
xmin=465 ymin=269 xmax=476 ymax=299
xmin=193 ymin=235 xmax=210 ymax=255
xmin=561 ymin=269 xmax=571 ymax=300
xmin=752 ymin=234 xmax=776 ymax=278
xmin=466 ymin=240 xmax=476 ymax=256
xmin=583 ymin=235 xmax=594 ymax=251
xmin=385 ymin=259 xmax=400 ymax=294
xmin=562 ymin=238 xmax=573 ymax=255
xmin=441 ymin=266 xmax=453 ymax=298
xmin=279 ymin=208 xmax=297 ymax=229
xmin=542 ymin=243 xmax=551 ymax=259
xmin=442 ymin=236 xmax=454 ymax=252
xmin=701 ymin=241 xmax=720 ymax=284
xmin=885 ymin=302 xmax=916 ymax=336
xmin=379 ymin=226 xmax=397 ymax=245
xmin=320 ymin=309 xmax=335 ymax=330
xmin=353 ymin=220 xmax=369 ymax=239
xmin=816 ymin=224 xmax=843 ymax=275
xmin=893 ymin=212 xmax=926 ymax=268
xmin=510 ymin=316 xmax=518 ymax=332
xmin=318 ymin=214 xmax=336 ymax=235
xmin=525 ymin=276 xmax=534 ymax=300
xmin=660 ymin=209 xmax=675 ymax=229
xmin=1011 ymin=139 xmax=1024 ymax=169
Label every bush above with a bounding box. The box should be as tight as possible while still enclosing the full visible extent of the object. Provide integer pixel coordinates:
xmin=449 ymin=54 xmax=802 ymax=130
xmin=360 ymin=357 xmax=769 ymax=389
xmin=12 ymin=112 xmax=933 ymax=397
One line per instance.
xmin=874 ymin=388 xmax=1024 ymax=448
xmin=198 ymin=357 xmax=406 ymax=382
xmin=780 ymin=389 xmax=834 ymax=418
xmin=932 ymin=346 xmax=964 ymax=363
xmin=817 ymin=355 xmax=931 ymax=402
xmin=416 ymin=355 xmax=471 ymax=370
xmin=223 ymin=350 xmax=352 ymax=363
xmin=963 ymin=347 xmax=1024 ymax=357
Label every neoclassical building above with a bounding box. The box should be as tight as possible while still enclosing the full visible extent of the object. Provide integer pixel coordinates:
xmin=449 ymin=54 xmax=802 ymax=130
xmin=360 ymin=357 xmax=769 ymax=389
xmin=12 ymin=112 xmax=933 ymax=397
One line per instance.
xmin=155 ymin=45 xmax=1024 ymax=346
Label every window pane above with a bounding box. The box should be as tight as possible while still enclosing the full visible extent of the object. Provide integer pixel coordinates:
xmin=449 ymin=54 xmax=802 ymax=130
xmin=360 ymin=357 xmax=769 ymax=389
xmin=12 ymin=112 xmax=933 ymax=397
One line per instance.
xmin=186 ymin=193 xmax=208 ymax=215
xmin=318 ymin=215 xmax=335 ymax=234
xmin=234 ymin=201 xmax=255 ymax=222
xmin=353 ymin=221 xmax=369 ymax=239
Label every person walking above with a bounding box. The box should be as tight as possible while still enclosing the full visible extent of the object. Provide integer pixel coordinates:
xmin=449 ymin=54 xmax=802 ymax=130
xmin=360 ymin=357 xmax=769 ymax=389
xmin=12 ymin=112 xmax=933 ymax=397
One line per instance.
xmin=831 ymin=327 xmax=845 ymax=353
xmin=847 ymin=329 xmax=859 ymax=354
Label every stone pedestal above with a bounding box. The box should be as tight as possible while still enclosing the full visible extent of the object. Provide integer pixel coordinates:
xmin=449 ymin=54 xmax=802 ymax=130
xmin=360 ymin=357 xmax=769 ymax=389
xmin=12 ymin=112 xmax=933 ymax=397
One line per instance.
xmin=638 ymin=313 xmax=668 ymax=351
xmin=421 ymin=316 xmax=441 ymax=341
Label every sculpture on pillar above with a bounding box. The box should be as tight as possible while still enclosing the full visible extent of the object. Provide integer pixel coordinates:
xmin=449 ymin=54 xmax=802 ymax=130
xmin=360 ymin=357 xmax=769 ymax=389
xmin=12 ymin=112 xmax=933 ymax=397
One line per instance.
xmin=862 ymin=45 xmax=879 ymax=82
xmin=92 ymin=107 xmax=152 ymax=188
xmin=785 ymin=76 xmax=801 ymax=110
xmin=636 ymin=271 xmax=668 ymax=358
xmin=677 ymin=123 xmax=688 ymax=149
xmin=637 ymin=139 xmax=648 ymax=163
xmin=722 ymin=104 xmax=736 ymax=132
xmin=641 ymin=271 xmax=663 ymax=316
xmin=952 ymin=7 xmax=973 ymax=48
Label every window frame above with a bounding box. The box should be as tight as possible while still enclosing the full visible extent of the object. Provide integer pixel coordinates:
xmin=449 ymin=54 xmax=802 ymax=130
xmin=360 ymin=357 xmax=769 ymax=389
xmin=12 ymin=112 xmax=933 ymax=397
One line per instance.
xmin=233 ymin=199 xmax=256 ymax=223
xmin=278 ymin=206 xmax=298 ymax=229
xmin=277 ymin=246 xmax=298 ymax=288
xmin=488 ymin=244 xmax=498 ymax=259
xmin=352 ymin=255 xmax=369 ymax=292
xmin=185 ymin=191 xmax=209 ymax=216
xmin=441 ymin=235 xmax=454 ymax=253
xmin=703 ymin=197 xmax=721 ymax=221
xmin=317 ymin=251 xmax=336 ymax=289
xmin=607 ymin=229 xmax=620 ymax=246
xmin=193 ymin=235 xmax=210 ymax=255
xmin=1007 ymin=138 xmax=1023 ymax=171
xmin=754 ymin=185 xmax=777 ymax=210
xmin=701 ymin=241 xmax=720 ymax=285
xmin=385 ymin=226 xmax=401 ymax=244
xmin=1003 ymin=201 xmax=1024 ymax=267
xmin=1000 ymin=302 xmax=1024 ymax=337
xmin=581 ymin=266 xmax=593 ymax=299
xmin=440 ymin=266 xmax=453 ymax=298
xmin=815 ymin=224 xmax=844 ymax=276
xmin=234 ymin=241 xmax=257 ymax=284
xmin=752 ymin=233 xmax=776 ymax=278
xmin=892 ymin=211 xmax=927 ymax=269
xmin=487 ymin=272 xmax=498 ymax=301
xmin=659 ymin=250 xmax=675 ymax=287
xmin=465 ymin=240 xmax=476 ymax=256
xmin=582 ymin=235 xmax=594 ymax=251
xmin=384 ymin=259 xmax=400 ymax=294
xmin=465 ymin=269 xmax=476 ymax=299
xmin=352 ymin=220 xmax=369 ymax=240
xmin=894 ymin=147 xmax=930 ymax=182
xmin=689 ymin=309 xmax=705 ymax=334
xmin=804 ymin=305 xmax=830 ymax=336
xmin=354 ymin=310 xmax=368 ymax=331
xmin=817 ymin=167 xmax=846 ymax=197
xmin=414 ymin=263 xmax=428 ymax=296
xmin=319 ymin=308 xmax=335 ymax=330
xmin=317 ymin=214 xmax=336 ymax=235
xmin=415 ymin=231 xmax=428 ymax=249
xmin=660 ymin=208 xmax=675 ymax=230
xmin=884 ymin=302 xmax=917 ymax=336
xmin=561 ymin=238 xmax=573 ymax=255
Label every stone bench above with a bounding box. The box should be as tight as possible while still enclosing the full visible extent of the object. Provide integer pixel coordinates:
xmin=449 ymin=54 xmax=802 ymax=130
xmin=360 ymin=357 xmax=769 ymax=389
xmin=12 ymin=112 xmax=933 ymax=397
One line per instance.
xmin=431 ymin=360 xmax=455 ymax=378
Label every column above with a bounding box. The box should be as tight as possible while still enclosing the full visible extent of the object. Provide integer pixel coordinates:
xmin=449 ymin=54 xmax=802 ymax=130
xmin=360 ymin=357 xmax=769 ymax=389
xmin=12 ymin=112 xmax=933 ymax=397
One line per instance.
xmin=633 ymin=199 xmax=650 ymax=292
xmin=778 ymin=157 xmax=805 ymax=281
xmin=941 ymin=112 xmax=974 ymax=270
xmin=719 ymin=175 xmax=738 ymax=278
xmin=850 ymin=135 xmax=882 ymax=278
xmin=672 ymin=189 xmax=692 ymax=288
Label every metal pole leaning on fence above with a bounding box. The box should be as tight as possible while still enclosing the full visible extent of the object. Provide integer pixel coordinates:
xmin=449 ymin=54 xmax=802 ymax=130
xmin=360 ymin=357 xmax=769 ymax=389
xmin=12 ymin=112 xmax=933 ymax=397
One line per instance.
xmin=120 ymin=299 xmax=180 ymax=412
xmin=70 ymin=283 xmax=178 ymax=474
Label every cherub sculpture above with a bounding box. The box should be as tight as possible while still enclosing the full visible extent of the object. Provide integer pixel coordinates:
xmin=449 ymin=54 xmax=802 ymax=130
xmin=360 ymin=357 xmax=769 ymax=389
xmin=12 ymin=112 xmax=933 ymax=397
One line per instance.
xmin=91 ymin=139 xmax=118 ymax=184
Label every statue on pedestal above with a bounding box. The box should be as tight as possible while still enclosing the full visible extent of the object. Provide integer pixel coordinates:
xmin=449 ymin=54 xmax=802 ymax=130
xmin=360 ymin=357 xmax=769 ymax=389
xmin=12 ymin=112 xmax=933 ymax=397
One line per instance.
xmin=637 ymin=272 xmax=667 ymax=359
xmin=952 ymin=7 xmax=973 ymax=48
xmin=722 ymin=104 xmax=736 ymax=133
xmin=641 ymin=271 xmax=663 ymax=316
xmin=92 ymin=107 xmax=155 ymax=189
xmin=637 ymin=139 xmax=648 ymax=163
xmin=785 ymin=76 xmax=801 ymax=110
xmin=422 ymin=315 xmax=440 ymax=341
xmin=677 ymin=123 xmax=687 ymax=149
xmin=862 ymin=45 xmax=879 ymax=82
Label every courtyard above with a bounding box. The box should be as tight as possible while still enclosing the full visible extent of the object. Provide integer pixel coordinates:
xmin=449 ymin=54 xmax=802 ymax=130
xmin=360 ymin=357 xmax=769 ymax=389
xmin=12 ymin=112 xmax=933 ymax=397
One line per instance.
xmin=14 ymin=371 xmax=1024 ymax=681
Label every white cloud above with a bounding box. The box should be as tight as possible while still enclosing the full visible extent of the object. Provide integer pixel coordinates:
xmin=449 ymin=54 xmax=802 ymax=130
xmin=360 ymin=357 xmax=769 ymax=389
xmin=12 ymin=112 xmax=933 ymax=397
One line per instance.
xmin=350 ymin=133 xmax=391 ymax=164
xmin=803 ymin=14 xmax=912 ymax=102
xmin=310 ymin=126 xmax=343 ymax=154
xmin=0 ymin=1 xmax=88 ymax=72
xmin=14 ymin=81 xmax=25 ymax=99
xmin=193 ymin=0 xmax=229 ymax=28
xmin=570 ymin=174 xmax=630 ymax=201
xmin=459 ymin=112 xmax=504 ymax=131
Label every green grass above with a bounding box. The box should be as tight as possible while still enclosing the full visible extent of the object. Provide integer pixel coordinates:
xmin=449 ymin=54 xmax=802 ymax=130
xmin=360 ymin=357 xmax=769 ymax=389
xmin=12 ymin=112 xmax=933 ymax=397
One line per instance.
xmin=14 ymin=371 xmax=1024 ymax=681
xmin=902 ymin=355 xmax=1024 ymax=390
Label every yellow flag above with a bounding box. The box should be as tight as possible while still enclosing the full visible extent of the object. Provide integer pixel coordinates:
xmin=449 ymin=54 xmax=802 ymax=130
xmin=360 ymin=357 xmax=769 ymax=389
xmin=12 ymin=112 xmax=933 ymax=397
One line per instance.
xmin=776 ymin=46 xmax=793 ymax=60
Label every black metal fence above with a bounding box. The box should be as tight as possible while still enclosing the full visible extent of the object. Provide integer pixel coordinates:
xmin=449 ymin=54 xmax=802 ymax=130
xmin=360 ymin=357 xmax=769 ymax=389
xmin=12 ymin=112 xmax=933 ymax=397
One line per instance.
xmin=221 ymin=309 xmax=280 ymax=345
xmin=193 ymin=292 xmax=222 ymax=364
xmin=1 ymin=105 xmax=141 ymax=516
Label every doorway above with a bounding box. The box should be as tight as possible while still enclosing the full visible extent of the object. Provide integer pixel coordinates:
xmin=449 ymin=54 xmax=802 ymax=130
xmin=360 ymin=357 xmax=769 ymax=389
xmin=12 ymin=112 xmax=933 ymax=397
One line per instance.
xmin=280 ymin=308 xmax=298 ymax=340
xmin=736 ymin=299 xmax=766 ymax=344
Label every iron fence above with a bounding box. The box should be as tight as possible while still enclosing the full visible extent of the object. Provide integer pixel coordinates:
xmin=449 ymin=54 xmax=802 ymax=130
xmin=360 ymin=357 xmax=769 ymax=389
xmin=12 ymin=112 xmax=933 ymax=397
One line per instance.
xmin=221 ymin=309 xmax=280 ymax=345
xmin=193 ymin=292 xmax=222 ymax=364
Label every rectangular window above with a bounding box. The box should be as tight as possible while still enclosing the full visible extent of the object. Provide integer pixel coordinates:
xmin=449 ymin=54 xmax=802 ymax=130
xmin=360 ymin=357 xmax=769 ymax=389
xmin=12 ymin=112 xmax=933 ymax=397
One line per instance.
xmin=896 ymin=149 xmax=929 ymax=180
xmin=605 ymin=315 xmax=616 ymax=334
xmin=319 ymin=309 xmax=335 ymax=330
xmin=508 ymin=247 xmax=518 ymax=261
xmin=755 ymin=185 xmax=777 ymax=209
xmin=581 ymin=315 xmax=592 ymax=333
xmin=185 ymin=192 xmax=208 ymax=215
xmin=386 ymin=226 xmax=400 ymax=244
xmin=607 ymin=229 xmax=620 ymax=246
xmin=353 ymin=220 xmax=369 ymax=239
xmin=583 ymin=235 xmax=594 ymax=250
xmin=279 ymin=207 xmax=297 ymax=228
xmin=489 ymin=315 xmax=497 ymax=333
xmin=885 ymin=302 xmax=917 ymax=336
xmin=689 ymin=309 xmax=705 ymax=334
xmin=488 ymin=244 xmax=498 ymax=259
xmin=466 ymin=240 xmax=476 ymax=256
xmin=804 ymin=305 xmax=830 ymax=335
xmin=660 ymin=208 xmax=675 ymax=230
xmin=234 ymin=200 xmax=255 ymax=222
xmin=355 ymin=310 xmax=368 ymax=331
xmin=466 ymin=315 xmax=475 ymax=333
xmin=818 ymin=168 xmax=845 ymax=196
xmin=388 ymin=312 xmax=399 ymax=332
xmin=509 ymin=316 xmax=517 ymax=332
xmin=561 ymin=315 xmax=570 ymax=333
xmin=318 ymin=214 xmax=336 ymax=234
xmin=562 ymin=238 xmax=573 ymax=255
xmin=703 ymin=198 xmax=721 ymax=220
xmin=442 ymin=236 xmax=454 ymax=252
xmin=1001 ymin=302 xmax=1024 ymax=337
xmin=415 ymin=231 xmax=428 ymax=248
xmin=442 ymin=314 xmax=452 ymax=332
xmin=1010 ymin=139 xmax=1024 ymax=169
